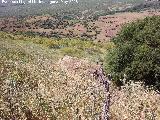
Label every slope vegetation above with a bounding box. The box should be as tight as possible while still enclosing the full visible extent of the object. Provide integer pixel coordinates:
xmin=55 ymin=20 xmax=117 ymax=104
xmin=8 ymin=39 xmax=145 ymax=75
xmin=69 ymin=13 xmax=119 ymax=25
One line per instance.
xmin=0 ymin=32 xmax=109 ymax=119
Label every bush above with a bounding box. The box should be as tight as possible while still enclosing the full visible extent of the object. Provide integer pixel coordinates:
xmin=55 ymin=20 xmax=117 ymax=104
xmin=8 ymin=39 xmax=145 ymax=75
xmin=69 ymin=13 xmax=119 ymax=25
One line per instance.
xmin=105 ymin=16 xmax=160 ymax=90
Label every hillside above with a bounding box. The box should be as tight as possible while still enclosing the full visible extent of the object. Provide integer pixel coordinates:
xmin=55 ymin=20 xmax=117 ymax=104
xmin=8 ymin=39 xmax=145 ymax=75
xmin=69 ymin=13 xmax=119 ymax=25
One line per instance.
xmin=0 ymin=32 xmax=109 ymax=119
xmin=124 ymin=1 xmax=160 ymax=12
xmin=0 ymin=0 xmax=146 ymax=18
xmin=0 ymin=10 xmax=160 ymax=42
xmin=0 ymin=0 xmax=160 ymax=119
xmin=0 ymin=30 xmax=160 ymax=119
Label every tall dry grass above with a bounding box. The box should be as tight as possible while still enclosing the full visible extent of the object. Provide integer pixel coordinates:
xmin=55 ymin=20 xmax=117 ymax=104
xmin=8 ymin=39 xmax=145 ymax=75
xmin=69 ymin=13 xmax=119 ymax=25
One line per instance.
xmin=110 ymin=81 xmax=160 ymax=120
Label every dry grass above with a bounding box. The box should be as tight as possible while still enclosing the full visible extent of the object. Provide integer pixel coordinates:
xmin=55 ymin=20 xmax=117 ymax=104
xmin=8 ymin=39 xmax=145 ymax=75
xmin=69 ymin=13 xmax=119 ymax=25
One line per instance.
xmin=0 ymin=32 xmax=160 ymax=119
xmin=0 ymin=32 xmax=107 ymax=119
xmin=110 ymin=81 xmax=160 ymax=120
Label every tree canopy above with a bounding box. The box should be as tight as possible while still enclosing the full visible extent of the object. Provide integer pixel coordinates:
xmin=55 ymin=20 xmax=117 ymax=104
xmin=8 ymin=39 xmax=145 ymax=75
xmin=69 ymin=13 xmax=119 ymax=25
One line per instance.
xmin=106 ymin=16 xmax=160 ymax=90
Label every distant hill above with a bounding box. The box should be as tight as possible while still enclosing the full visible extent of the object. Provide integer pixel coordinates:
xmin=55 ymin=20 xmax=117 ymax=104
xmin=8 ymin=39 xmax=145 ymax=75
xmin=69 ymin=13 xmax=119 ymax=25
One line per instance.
xmin=0 ymin=0 xmax=146 ymax=18
xmin=1 ymin=10 xmax=159 ymax=42
xmin=123 ymin=1 xmax=160 ymax=11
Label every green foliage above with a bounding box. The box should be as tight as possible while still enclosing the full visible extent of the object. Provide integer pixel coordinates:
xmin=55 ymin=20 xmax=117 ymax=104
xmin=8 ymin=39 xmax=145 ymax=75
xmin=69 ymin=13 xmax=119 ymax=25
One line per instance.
xmin=105 ymin=16 xmax=160 ymax=89
xmin=0 ymin=31 xmax=106 ymax=60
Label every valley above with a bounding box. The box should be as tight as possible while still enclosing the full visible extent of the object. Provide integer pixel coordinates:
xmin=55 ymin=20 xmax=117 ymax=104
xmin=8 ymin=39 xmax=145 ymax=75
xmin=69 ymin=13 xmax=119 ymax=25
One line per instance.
xmin=1 ymin=9 xmax=160 ymax=42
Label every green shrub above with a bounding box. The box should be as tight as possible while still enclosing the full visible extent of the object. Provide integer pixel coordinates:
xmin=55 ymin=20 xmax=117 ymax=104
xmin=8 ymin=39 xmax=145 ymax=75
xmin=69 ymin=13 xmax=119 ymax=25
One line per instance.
xmin=105 ymin=16 xmax=160 ymax=89
xmin=61 ymin=47 xmax=84 ymax=57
